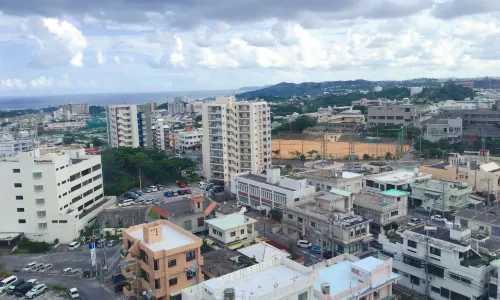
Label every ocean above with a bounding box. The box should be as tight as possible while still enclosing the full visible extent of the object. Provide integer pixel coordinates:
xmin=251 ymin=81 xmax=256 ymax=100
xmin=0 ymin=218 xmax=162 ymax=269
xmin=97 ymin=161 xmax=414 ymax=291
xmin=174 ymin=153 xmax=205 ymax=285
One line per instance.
xmin=0 ymin=90 xmax=233 ymax=110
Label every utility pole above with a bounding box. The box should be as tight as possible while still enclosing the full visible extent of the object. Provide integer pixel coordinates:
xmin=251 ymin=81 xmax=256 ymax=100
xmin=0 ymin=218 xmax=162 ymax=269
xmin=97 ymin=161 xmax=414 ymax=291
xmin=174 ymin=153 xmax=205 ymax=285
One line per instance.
xmin=138 ymin=168 xmax=142 ymax=190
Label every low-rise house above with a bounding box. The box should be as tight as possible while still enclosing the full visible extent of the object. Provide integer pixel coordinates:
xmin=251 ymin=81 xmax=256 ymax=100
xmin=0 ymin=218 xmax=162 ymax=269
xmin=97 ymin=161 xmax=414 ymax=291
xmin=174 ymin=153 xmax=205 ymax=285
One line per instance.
xmin=201 ymin=249 xmax=243 ymax=280
xmin=362 ymin=169 xmax=432 ymax=193
xmin=378 ymin=224 xmax=497 ymax=300
xmin=231 ymin=168 xmax=315 ymax=213
xmin=410 ymin=179 xmax=472 ymax=217
xmin=304 ymin=170 xmax=363 ymax=193
xmin=424 ymin=117 xmax=462 ymax=143
xmin=121 ymin=220 xmax=204 ymax=300
xmin=182 ymin=256 xmax=318 ymax=300
xmin=360 ymin=162 xmax=393 ymax=174
xmin=237 ymin=242 xmax=291 ymax=263
xmin=311 ymin=254 xmax=399 ymax=300
xmin=283 ymin=192 xmax=372 ymax=256
xmin=205 ymin=213 xmax=258 ymax=248
xmin=353 ymin=189 xmax=409 ymax=234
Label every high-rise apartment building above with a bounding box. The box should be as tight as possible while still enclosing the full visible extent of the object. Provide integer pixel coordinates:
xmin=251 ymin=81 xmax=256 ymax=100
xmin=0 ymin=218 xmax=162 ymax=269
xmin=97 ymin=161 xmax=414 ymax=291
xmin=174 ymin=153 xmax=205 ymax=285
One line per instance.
xmin=168 ymin=96 xmax=188 ymax=115
xmin=0 ymin=148 xmax=107 ymax=243
xmin=106 ymin=104 xmax=153 ymax=148
xmin=202 ymin=96 xmax=271 ymax=184
xmin=121 ymin=219 xmax=204 ymax=300
xmin=59 ymin=103 xmax=90 ymax=115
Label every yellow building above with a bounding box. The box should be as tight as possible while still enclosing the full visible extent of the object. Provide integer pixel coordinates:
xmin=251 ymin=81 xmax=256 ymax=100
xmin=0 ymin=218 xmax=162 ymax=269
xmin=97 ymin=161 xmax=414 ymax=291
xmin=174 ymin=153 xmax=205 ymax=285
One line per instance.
xmin=121 ymin=220 xmax=204 ymax=300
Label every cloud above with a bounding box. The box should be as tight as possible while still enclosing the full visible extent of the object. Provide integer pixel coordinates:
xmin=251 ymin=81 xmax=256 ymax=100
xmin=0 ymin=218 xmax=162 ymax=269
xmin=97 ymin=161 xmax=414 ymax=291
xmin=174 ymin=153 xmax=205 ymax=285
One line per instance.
xmin=113 ymin=55 xmax=121 ymax=65
xmin=432 ymin=0 xmax=500 ymax=19
xmin=197 ymin=48 xmax=238 ymax=68
xmin=30 ymin=76 xmax=54 ymax=88
xmin=20 ymin=17 xmax=87 ymax=68
xmin=0 ymin=78 xmax=26 ymax=90
xmin=149 ymin=31 xmax=186 ymax=68
xmin=96 ymin=50 xmax=106 ymax=64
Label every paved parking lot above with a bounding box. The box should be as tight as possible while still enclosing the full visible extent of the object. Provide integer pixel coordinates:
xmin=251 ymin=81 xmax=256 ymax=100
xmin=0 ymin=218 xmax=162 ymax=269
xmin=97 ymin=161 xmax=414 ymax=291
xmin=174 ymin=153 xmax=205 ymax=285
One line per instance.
xmin=0 ymin=289 xmax=66 ymax=300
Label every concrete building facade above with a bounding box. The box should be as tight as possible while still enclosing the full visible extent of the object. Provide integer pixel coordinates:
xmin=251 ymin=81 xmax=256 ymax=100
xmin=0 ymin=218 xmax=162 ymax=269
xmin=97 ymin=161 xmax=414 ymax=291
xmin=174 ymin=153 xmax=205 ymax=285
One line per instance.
xmin=121 ymin=220 xmax=204 ymax=300
xmin=424 ymin=117 xmax=463 ymax=143
xmin=304 ymin=170 xmax=363 ymax=193
xmin=106 ymin=104 xmax=153 ymax=148
xmin=173 ymin=128 xmax=203 ymax=150
xmin=0 ymin=135 xmax=35 ymax=157
xmin=206 ymin=213 xmax=257 ymax=246
xmin=0 ymin=148 xmax=107 ymax=243
xmin=410 ymin=179 xmax=472 ymax=215
xmin=168 ymin=96 xmax=188 ymax=115
xmin=367 ymin=105 xmax=427 ymax=127
xmin=362 ymin=170 xmax=432 ymax=193
xmin=59 ymin=103 xmax=90 ymax=115
xmin=231 ymin=168 xmax=315 ymax=213
xmin=202 ymin=96 xmax=271 ymax=184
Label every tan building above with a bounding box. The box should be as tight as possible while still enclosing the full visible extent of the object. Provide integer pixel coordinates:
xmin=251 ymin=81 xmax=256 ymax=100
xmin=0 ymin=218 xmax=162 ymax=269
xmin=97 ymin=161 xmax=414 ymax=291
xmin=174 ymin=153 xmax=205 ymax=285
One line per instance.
xmin=121 ymin=220 xmax=204 ymax=300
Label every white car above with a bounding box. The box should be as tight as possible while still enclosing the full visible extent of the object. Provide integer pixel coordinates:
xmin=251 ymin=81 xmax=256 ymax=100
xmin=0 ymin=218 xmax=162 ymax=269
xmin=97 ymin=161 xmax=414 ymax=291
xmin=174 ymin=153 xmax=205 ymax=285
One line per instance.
xmin=432 ymin=215 xmax=447 ymax=222
xmin=198 ymin=182 xmax=208 ymax=188
xmin=68 ymin=242 xmax=81 ymax=251
xmin=63 ymin=268 xmax=73 ymax=273
xmin=41 ymin=264 xmax=53 ymax=272
xmin=118 ymin=199 xmax=135 ymax=207
xmin=25 ymin=284 xmax=47 ymax=299
xmin=67 ymin=287 xmax=80 ymax=299
xmin=144 ymin=199 xmax=153 ymax=205
xmin=26 ymin=279 xmax=39 ymax=285
xmin=22 ymin=262 xmax=37 ymax=272
xmin=297 ymin=240 xmax=312 ymax=248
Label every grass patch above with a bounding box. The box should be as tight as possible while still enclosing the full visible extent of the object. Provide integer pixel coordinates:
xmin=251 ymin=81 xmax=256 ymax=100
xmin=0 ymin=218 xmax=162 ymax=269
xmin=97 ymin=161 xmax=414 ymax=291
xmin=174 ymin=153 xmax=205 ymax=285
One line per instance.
xmin=52 ymin=284 xmax=67 ymax=291
xmin=12 ymin=237 xmax=50 ymax=254
xmin=148 ymin=210 xmax=158 ymax=218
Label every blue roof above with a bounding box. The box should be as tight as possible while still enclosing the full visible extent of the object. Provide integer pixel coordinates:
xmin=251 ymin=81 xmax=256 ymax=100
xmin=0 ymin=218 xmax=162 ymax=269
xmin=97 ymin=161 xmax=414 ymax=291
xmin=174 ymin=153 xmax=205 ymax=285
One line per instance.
xmin=351 ymin=256 xmax=384 ymax=272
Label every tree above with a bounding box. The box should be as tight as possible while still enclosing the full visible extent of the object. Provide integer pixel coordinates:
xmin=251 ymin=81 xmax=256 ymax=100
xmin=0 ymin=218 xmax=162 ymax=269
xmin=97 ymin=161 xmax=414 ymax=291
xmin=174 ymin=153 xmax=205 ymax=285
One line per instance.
xmin=269 ymin=209 xmax=283 ymax=221
xmin=307 ymin=150 xmax=315 ymax=160
xmin=299 ymin=154 xmax=306 ymax=165
xmin=272 ymin=150 xmax=281 ymax=163
xmin=363 ymin=154 xmax=371 ymax=160
xmin=62 ymin=134 xmax=75 ymax=145
xmin=385 ymin=152 xmax=393 ymax=160
xmin=284 ymin=164 xmax=293 ymax=174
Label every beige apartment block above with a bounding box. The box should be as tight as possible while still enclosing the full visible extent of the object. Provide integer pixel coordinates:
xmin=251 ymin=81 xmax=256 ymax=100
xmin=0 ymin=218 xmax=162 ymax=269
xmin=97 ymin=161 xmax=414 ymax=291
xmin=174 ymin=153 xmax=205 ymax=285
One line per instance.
xmin=121 ymin=220 xmax=204 ymax=300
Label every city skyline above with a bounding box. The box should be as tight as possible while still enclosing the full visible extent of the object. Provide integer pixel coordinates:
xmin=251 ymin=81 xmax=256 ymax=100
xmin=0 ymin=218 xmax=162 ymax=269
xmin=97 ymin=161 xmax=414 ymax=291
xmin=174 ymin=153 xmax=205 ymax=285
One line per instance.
xmin=1 ymin=0 xmax=500 ymax=96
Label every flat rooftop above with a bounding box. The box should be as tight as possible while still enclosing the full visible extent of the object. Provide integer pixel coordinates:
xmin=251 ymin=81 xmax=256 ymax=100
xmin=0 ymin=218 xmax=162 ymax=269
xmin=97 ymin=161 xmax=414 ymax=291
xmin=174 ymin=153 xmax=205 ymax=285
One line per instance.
xmin=160 ymin=198 xmax=209 ymax=218
xmin=365 ymin=170 xmax=428 ymax=183
xmin=202 ymin=264 xmax=306 ymax=299
xmin=206 ymin=213 xmax=255 ymax=230
xmin=305 ymin=170 xmax=362 ymax=180
xmin=237 ymin=242 xmax=290 ymax=262
xmin=409 ymin=225 xmax=468 ymax=247
xmin=455 ymin=205 xmax=500 ymax=226
xmin=202 ymin=249 xmax=242 ymax=277
xmin=240 ymin=173 xmax=295 ymax=191
xmin=315 ymin=258 xmax=398 ymax=299
xmin=0 ymin=232 xmax=23 ymax=241
xmin=128 ymin=224 xmax=197 ymax=251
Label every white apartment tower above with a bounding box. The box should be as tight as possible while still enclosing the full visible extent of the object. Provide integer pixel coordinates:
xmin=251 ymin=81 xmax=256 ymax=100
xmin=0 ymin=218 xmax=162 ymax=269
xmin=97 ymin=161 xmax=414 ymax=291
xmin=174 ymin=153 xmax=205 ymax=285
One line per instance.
xmin=0 ymin=148 xmax=108 ymax=243
xmin=202 ymin=96 xmax=271 ymax=184
xmin=106 ymin=104 xmax=153 ymax=148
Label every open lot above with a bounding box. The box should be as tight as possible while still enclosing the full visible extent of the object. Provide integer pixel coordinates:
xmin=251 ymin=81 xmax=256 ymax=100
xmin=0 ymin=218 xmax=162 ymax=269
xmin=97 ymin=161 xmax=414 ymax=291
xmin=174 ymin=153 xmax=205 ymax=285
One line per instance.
xmin=0 ymin=289 xmax=65 ymax=300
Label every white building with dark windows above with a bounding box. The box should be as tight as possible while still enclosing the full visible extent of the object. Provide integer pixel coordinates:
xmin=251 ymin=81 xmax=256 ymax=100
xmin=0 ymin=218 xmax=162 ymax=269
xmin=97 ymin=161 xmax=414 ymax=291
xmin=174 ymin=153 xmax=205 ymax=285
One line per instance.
xmin=231 ymin=168 xmax=315 ymax=213
xmin=0 ymin=134 xmax=35 ymax=157
xmin=202 ymin=96 xmax=271 ymax=184
xmin=106 ymin=103 xmax=154 ymax=148
xmin=0 ymin=148 xmax=111 ymax=243
xmin=362 ymin=170 xmax=432 ymax=193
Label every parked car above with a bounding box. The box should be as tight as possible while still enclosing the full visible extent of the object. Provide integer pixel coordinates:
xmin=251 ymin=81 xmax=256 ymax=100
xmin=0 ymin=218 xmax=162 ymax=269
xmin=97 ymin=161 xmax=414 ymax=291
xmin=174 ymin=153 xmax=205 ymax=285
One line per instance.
xmin=184 ymin=189 xmax=192 ymax=194
xmin=26 ymin=279 xmax=39 ymax=286
xmin=173 ymin=191 xmax=179 ymax=196
xmin=106 ymin=240 xmax=118 ymax=247
xmin=322 ymin=251 xmax=334 ymax=259
xmin=156 ymin=184 xmax=164 ymax=190
xmin=25 ymin=283 xmax=47 ymax=299
xmin=132 ymin=190 xmax=142 ymax=196
xmin=134 ymin=199 xmax=145 ymax=205
xmin=144 ymin=199 xmax=153 ymax=205
xmin=22 ymin=262 xmax=37 ymax=272
xmin=67 ymin=287 xmax=81 ymax=299
xmin=143 ymin=188 xmax=152 ymax=193
xmin=310 ymin=246 xmax=322 ymax=254
xmin=297 ymin=240 xmax=312 ymax=248
xmin=164 ymin=191 xmax=174 ymax=197
xmin=6 ymin=279 xmax=25 ymax=294
xmin=0 ymin=276 xmax=18 ymax=294
xmin=114 ymin=281 xmax=131 ymax=292
xmin=233 ymin=202 xmax=243 ymax=208
xmin=432 ymin=215 xmax=447 ymax=222
xmin=178 ymin=182 xmax=186 ymax=188
xmin=205 ymin=183 xmax=215 ymax=191
xmin=62 ymin=268 xmax=73 ymax=274
xmin=33 ymin=263 xmax=44 ymax=271
xmin=41 ymin=264 xmax=53 ymax=272
xmin=118 ymin=199 xmax=134 ymax=207
xmin=68 ymin=242 xmax=81 ymax=251
xmin=153 ymin=199 xmax=162 ymax=206
xmin=14 ymin=283 xmax=33 ymax=297
xmin=123 ymin=192 xmax=138 ymax=199
xmin=178 ymin=190 xmax=186 ymax=195
xmin=410 ymin=217 xmax=422 ymax=223
xmin=211 ymin=186 xmax=225 ymax=193
xmin=198 ymin=182 xmax=208 ymax=188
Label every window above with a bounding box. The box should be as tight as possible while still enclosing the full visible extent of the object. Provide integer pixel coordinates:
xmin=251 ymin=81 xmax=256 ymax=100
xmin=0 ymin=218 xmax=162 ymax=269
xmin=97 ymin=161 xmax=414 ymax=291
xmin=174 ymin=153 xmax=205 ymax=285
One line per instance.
xmin=298 ymin=291 xmax=308 ymax=300
xmin=440 ymin=287 xmax=450 ymax=298
xmin=187 ymin=271 xmax=196 ymax=280
xmin=403 ymin=255 xmax=422 ymax=269
xmin=427 ymin=263 xmax=444 ymax=278
xmin=197 ymin=217 xmax=204 ymax=227
xmin=38 ymin=223 xmax=47 ymax=229
xmin=17 ymin=208 xmax=24 ymax=212
xmin=298 ymin=217 xmax=303 ymax=223
xmin=52 ymin=220 xmax=58 ymax=223
xmin=186 ymin=250 xmax=196 ymax=262
xmin=169 ymin=278 xmax=177 ymax=286
xmin=183 ymin=220 xmax=192 ymax=231
xmin=450 ymin=291 xmax=470 ymax=300
xmin=18 ymin=219 xmax=26 ymax=223
xmin=59 ymin=220 xmax=67 ymax=223
xmin=431 ymin=286 xmax=440 ymax=293
xmin=230 ymin=231 xmax=236 ymax=237
xmin=311 ymin=222 xmax=316 ymax=227
xmin=13 ymin=169 xmax=20 ymax=173
xmin=37 ymin=211 xmax=46 ymax=218
xmin=14 ymin=183 xmax=22 ymax=188
xmin=155 ymin=279 xmax=160 ymax=290
xmin=168 ymin=259 xmax=177 ymax=267
xmin=16 ymin=196 xmax=23 ymax=200
xmin=430 ymin=246 xmax=441 ymax=256
xmin=241 ymin=229 xmax=245 ymax=234
xmin=407 ymin=240 xmax=417 ymax=248
xmin=288 ymin=214 xmax=293 ymax=219
xmin=410 ymin=275 xmax=419 ymax=285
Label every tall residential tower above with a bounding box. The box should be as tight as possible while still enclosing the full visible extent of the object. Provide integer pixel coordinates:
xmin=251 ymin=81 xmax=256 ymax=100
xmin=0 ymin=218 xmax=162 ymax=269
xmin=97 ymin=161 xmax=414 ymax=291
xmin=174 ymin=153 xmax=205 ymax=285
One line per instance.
xmin=106 ymin=104 xmax=154 ymax=148
xmin=202 ymin=96 xmax=271 ymax=184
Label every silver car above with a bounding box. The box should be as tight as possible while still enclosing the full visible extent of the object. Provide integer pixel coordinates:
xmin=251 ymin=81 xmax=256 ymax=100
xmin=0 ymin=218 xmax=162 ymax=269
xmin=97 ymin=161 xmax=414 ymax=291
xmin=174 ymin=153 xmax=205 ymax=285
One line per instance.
xmin=25 ymin=284 xmax=47 ymax=299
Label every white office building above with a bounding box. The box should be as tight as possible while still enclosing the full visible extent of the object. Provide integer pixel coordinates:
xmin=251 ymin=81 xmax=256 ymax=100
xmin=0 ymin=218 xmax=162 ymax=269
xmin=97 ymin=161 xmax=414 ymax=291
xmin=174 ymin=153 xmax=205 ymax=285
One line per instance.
xmin=231 ymin=168 xmax=315 ymax=212
xmin=0 ymin=134 xmax=35 ymax=157
xmin=173 ymin=128 xmax=203 ymax=150
xmin=202 ymin=96 xmax=271 ymax=184
xmin=182 ymin=256 xmax=318 ymax=300
xmin=0 ymin=148 xmax=111 ymax=243
xmin=379 ymin=225 xmax=496 ymax=300
xmin=106 ymin=104 xmax=153 ymax=148
xmin=362 ymin=170 xmax=432 ymax=193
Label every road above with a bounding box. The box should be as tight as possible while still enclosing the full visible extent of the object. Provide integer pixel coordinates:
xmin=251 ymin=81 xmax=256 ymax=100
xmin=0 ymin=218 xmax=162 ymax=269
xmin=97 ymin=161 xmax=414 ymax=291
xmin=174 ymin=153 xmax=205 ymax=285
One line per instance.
xmin=6 ymin=272 xmax=115 ymax=300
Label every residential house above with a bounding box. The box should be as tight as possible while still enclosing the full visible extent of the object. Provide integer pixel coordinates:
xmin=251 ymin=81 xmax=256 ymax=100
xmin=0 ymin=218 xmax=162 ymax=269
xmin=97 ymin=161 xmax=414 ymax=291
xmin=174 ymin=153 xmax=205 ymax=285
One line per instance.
xmin=304 ymin=170 xmax=363 ymax=193
xmin=362 ymin=170 xmax=432 ymax=193
xmin=205 ymin=213 xmax=258 ymax=249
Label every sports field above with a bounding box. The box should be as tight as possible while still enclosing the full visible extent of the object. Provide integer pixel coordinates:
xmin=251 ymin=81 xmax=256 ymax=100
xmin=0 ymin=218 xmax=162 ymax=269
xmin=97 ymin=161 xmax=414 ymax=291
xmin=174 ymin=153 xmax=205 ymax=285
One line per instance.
xmin=272 ymin=138 xmax=407 ymax=159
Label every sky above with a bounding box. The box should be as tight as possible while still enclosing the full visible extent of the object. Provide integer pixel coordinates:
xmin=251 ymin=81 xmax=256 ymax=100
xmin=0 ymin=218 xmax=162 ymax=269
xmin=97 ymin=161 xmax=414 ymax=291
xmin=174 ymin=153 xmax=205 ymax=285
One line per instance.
xmin=1 ymin=0 xmax=500 ymax=96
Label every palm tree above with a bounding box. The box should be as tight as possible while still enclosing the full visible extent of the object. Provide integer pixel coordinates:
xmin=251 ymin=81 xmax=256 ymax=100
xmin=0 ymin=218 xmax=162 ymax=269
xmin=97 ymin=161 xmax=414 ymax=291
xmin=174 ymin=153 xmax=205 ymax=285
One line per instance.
xmin=272 ymin=150 xmax=281 ymax=164
xmin=385 ymin=152 xmax=392 ymax=161
xmin=284 ymin=164 xmax=293 ymax=174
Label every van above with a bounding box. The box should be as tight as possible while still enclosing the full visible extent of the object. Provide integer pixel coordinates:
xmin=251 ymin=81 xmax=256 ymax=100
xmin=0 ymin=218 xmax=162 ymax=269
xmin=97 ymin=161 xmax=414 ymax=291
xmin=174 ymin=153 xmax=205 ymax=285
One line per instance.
xmin=6 ymin=279 xmax=25 ymax=294
xmin=117 ymin=199 xmax=134 ymax=207
xmin=68 ymin=241 xmax=81 ymax=251
xmin=22 ymin=262 xmax=37 ymax=272
xmin=149 ymin=186 xmax=158 ymax=192
xmin=14 ymin=282 xmax=33 ymax=297
xmin=0 ymin=276 xmax=17 ymax=293
xmin=41 ymin=263 xmax=53 ymax=272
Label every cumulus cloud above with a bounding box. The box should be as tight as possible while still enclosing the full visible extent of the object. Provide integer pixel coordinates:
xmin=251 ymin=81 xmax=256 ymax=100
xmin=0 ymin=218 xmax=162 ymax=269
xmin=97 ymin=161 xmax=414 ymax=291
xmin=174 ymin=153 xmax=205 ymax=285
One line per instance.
xmin=20 ymin=17 xmax=87 ymax=68
xmin=0 ymin=78 xmax=27 ymax=90
xmin=149 ymin=31 xmax=186 ymax=68
xmin=96 ymin=50 xmax=106 ymax=64
xmin=30 ymin=76 xmax=54 ymax=88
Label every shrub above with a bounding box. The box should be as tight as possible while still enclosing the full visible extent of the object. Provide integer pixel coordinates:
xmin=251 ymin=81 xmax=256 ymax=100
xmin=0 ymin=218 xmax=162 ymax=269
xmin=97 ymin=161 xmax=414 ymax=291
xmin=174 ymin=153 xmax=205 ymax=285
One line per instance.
xmin=15 ymin=237 xmax=50 ymax=253
xmin=54 ymin=238 xmax=59 ymax=245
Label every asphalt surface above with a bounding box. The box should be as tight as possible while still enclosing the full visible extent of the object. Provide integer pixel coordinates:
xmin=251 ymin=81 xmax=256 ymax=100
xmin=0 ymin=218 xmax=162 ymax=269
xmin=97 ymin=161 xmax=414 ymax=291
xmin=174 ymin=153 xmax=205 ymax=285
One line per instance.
xmin=4 ymin=272 xmax=115 ymax=300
